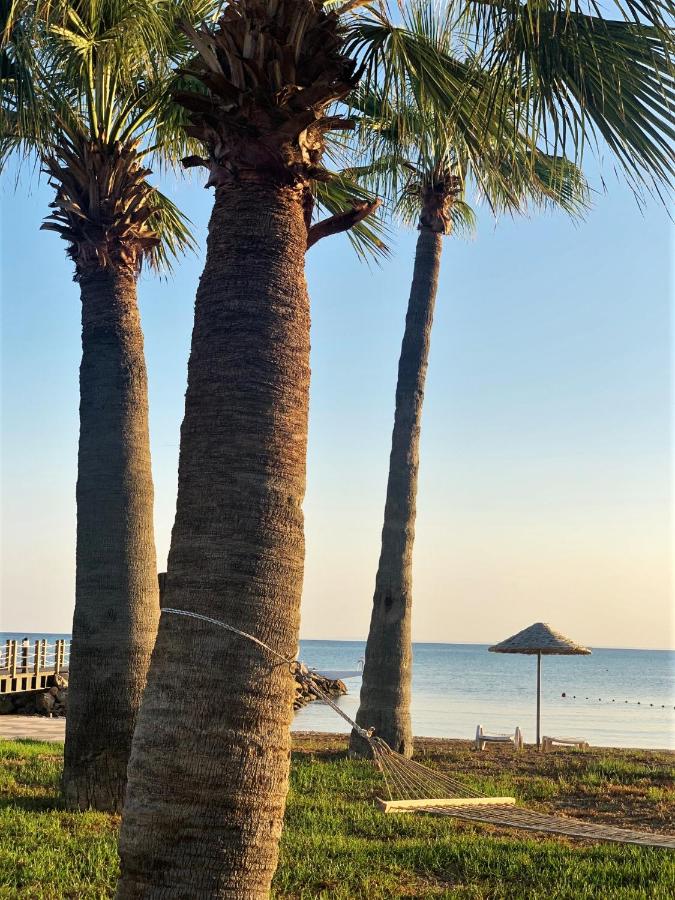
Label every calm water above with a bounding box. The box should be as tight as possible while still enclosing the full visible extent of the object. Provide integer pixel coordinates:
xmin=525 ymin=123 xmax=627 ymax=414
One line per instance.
xmin=294 ymin=640 xmax=674 ymax=750
xmin=4 ymin=634 xmax=673 ymax=750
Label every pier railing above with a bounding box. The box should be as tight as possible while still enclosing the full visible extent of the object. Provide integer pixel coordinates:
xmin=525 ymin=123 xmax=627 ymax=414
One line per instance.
xmin=0 ymin=639 xmax=70 ymax=695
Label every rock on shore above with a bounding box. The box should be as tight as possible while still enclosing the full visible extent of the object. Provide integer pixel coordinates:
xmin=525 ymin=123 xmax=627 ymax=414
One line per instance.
xmin=0 ymin=674 xmax=68 ymax=717
xmin=294 ymin=672 xmax=347 ymax=711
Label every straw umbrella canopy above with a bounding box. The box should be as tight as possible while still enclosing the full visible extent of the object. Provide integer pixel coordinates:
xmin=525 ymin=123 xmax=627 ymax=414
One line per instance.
xmin=489 ymin=623 xmax=591 ymax=749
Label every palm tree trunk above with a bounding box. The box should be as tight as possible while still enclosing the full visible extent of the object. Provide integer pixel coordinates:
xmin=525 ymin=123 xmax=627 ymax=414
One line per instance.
xmin=63 ymin=267 xmax=159 ymax=812
xmin=116 ymin=180 xmax=310 ymax=899
xmin=351 ymin=227 xmax=443 ymax=758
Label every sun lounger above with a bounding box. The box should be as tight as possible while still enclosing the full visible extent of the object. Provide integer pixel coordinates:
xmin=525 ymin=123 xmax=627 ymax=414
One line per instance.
xmin=475 ymin=724 xmax=523 ymax=751
xmin=542 ymin=736 xmax=589 ymax=752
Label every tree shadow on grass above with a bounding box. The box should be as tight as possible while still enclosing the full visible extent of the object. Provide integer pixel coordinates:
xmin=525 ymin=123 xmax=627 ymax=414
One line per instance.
xmin=291 ymin=748 xmax=349 ymax=764
xmin=0 ymin=794 xmax=66 ymax=813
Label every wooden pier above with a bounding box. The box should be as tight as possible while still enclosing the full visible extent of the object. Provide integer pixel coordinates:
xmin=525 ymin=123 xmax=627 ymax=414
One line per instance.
xmin=0 ymin=639 xmax=70 ymax=695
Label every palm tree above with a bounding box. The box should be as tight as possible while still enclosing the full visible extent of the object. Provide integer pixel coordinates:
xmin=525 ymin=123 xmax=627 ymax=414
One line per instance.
xmin=1 ymin=0 xmax=204 ymax=811
xmin=116 ymin=1 xmax=673 ymax=895
xmin=347 ymin=81 xmax=589 ymax=757
xmin=347 ymin=0 xmax=674 ymax=759
xmin=114 ymin=3 xmax=512 ymax=896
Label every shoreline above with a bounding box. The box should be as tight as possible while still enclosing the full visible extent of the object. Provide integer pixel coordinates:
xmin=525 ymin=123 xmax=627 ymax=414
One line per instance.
xmin=293 ymin=731 xmax=675 ymax=754
xmin=1 ymin=717 xmax=673 ymax=756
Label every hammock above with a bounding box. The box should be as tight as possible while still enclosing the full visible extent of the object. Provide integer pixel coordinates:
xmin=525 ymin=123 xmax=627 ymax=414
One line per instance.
xmin=366 ymin=735 xmax=675 ymax=849
xmin=163 ymin=609 xmax=675 ymax=851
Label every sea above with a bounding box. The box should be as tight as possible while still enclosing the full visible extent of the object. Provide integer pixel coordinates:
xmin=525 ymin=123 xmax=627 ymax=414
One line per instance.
xmin=3 ymin=634 xmax=673 ymax=750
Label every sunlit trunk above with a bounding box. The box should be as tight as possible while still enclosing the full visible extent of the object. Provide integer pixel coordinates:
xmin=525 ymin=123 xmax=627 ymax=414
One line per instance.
xmin=351 ymin=227 xmax=443 ymax=758
xmin=63 ymin=267 xmax=159 ymax=811
xmin=117 ymin=181 xmax=310 ymax=898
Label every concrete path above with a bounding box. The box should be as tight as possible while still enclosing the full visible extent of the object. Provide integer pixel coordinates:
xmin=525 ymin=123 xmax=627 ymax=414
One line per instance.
xmin=0 ymin=715 xmax=65 ymax=743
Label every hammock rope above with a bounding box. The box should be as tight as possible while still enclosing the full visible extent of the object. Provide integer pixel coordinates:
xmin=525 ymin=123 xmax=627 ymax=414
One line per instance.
xmin=162 ymin=608 xmax=675 ymax=850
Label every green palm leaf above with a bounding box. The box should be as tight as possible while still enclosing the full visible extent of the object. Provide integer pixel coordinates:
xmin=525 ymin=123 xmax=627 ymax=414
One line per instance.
xmin=342 ymin=1 xmax=673 ymax=203
xmin=146 ymin=187 xmax=197 ymax=273
xmin=478 ymin=3 xmax=675 ymax=197
xmin=313 ymin=170 xmax=392 ymax=261
xmin=346 ymin=73 xmax=589 ymax=232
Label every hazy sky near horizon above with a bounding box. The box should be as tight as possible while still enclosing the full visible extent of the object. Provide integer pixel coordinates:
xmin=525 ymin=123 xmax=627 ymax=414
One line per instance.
xmin=1 ymin=155 xmax=672 ymax=650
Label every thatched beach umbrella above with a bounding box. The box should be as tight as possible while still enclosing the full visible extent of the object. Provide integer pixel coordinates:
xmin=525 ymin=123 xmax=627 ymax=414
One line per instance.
xmin=489 ymin=623 xmax=591 ymax=749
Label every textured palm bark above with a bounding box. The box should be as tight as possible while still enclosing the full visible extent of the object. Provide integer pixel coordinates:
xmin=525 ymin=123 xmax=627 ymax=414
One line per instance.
xmin=351 ymin=228 xmax=443 ymax=759
xmin=116 ymin=181 xmax=310 ymax=899
xmin=63 ymin=268 xmax=159 ymax=812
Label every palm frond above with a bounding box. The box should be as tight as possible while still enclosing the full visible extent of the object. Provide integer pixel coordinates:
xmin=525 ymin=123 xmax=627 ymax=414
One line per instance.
xmin=313 ymin=171 xmax=392 ymax=262
xmin=529 ymin=150 xmax=590 ymax=216
xmin=448 ymin=197 xmax=477 ymax=236
xmin=344 ymin=6 xmax=487 ymax=145
xmin=145 ymin=187 xmax=197 ymax=273
xmin=484 ymin=5 xmax=675 ymax=198
xmin=465 ymin=0 xmax=675 ymax=51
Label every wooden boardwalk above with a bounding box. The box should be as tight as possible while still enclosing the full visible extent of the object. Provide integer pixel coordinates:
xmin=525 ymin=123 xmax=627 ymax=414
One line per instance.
xmin=0 ymin=639 xmax=70 ymax=695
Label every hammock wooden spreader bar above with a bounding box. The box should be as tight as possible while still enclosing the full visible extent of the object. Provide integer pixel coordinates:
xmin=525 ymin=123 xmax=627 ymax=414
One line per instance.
xmin=376 ymin=796 xmax=516 ymax=812
xmin=161 ymin=608 xmax=675 ymax=852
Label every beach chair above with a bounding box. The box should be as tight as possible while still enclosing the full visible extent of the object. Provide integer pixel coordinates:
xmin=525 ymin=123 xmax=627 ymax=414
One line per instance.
xmin=542 ymin=736 xmax=589 ymax=752
xmin=475 ymin=724 xmax=523 ymax=751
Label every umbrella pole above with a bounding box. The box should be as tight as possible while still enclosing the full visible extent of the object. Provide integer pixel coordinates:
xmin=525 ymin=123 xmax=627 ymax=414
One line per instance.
xmin=536 ymin=651 xmax=541 ymax=750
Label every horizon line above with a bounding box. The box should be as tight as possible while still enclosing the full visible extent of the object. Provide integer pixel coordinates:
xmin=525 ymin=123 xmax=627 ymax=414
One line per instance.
xmin=298 ymin=636 xmax=675 ymax=653
xmin=1 ymin=630 xmax=673 ymax=654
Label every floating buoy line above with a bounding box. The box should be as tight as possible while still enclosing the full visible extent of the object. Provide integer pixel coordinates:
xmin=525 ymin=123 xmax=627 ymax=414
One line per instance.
xmin=559 ymin=692 xmax=673 ymax=709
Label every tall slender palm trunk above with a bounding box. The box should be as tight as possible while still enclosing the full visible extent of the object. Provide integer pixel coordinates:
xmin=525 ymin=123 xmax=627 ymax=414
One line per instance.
xmin=351 ymin=227 xmax=443 ymax=758
xmin=63 ymin=267 xmax=159 ymax=812
xmin=117 ymin=180 xmax=310 ymax=898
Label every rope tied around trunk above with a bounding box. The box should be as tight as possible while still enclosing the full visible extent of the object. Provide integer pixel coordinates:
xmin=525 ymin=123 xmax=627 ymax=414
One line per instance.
xmin=162 ymin=607 xmax=374 ymax=739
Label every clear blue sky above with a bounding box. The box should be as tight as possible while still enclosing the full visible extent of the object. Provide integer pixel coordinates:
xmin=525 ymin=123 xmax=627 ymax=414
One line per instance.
xmin=1 ymin=154 xmax=672 ymax=649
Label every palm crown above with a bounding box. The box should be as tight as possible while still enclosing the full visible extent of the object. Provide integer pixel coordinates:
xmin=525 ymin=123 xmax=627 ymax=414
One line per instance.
xmin=336 ymin=0 xmax=673 ymax=246
xmin=352 ymin=0 xmax=673 ymax=201
xmin=346 ymin=79 xmax=590 ymax=237
xmin=0 ymin=0 xmax=215 ymax=275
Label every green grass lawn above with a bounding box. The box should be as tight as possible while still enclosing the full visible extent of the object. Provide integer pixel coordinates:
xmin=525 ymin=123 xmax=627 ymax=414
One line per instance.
xmin=0 ymin=735 xmax=673 ymax=899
